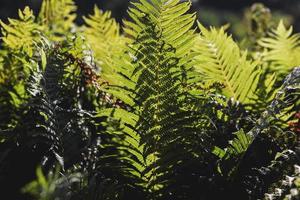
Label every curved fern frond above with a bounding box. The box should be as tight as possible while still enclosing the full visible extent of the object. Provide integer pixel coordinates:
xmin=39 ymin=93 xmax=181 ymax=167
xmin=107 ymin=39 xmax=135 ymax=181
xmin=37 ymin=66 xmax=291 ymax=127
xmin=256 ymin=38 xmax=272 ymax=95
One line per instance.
xmin=194 ymin=23 xmax=261 ymax=103
xmin=258 ymin=20 xmax=300 ymax=74
xmin=82 ymin=5 xmax=125 ymax=85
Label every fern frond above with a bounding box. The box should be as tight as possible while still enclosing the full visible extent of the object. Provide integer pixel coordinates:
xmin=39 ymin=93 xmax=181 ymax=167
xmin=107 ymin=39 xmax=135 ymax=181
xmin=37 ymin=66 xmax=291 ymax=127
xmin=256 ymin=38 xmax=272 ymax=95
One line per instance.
xmin=214 ymin=67 xmax=300 ymax=178
xmin=38 ymin=0 xmax=76 ymax=41
xmin=82 ymin=5 xmax=125 ymax=85
xmin=213 ymin=129 xmax=252 ymax=160
xmin=194 ymin=23 xmax=261 ymax=103
xmin=0 ymin=7 xmax=41 ymax=56
xmin=111 ymin=0 xmax=197 ymax=103
xmin=25 ymin=51 xmax=65 ymax=168
xmin=102 ymin=0 xmax=206 ymax=196
xmin=124 ymin=0 xmax=196 ymax=56
xmin=258 ymin=20 xmax=300 ymax=74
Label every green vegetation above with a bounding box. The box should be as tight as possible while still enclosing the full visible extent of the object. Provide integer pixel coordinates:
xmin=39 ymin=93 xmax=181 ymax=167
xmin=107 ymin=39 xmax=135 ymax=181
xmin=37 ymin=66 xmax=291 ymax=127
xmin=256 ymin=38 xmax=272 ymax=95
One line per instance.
xmin=0 ymin=0 xmax=299 ymax=199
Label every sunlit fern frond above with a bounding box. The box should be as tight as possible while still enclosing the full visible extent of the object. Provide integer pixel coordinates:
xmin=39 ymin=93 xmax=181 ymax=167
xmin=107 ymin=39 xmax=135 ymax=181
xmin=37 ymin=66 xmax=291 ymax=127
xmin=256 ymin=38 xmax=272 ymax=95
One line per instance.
xmin=38 ymin=0 xmax=77 ymax=41
xmin=82 ymin=5 xmax=125 ymax=85
xmin=193 ymin=23 xmax=261 ymax=104
xmin=111 ymin=0 xmax=197 ymax=102
xmin=123 ymin=0 xmax=196 ymax=58
xmin=100 ymin=0 xmax=211 ymax=198
xmin=258 ymin=20 xmax=300 ymax=75
xmin=0 ymin=7 xmax=41 ymax=56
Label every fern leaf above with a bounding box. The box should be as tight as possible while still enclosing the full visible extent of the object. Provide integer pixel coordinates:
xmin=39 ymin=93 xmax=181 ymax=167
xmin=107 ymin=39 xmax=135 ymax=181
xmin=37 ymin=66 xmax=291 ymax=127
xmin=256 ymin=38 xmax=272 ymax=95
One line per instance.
xmin=0 ymin=7 xmax=41 ymax=56
xmin=194 ymin=22 xmax=261 ymax=103
xmin=214 ymin=67 xmax=300 ymax=178
xmin=258 ymin=20 xmax=300 ymax=74
xmin=213 ymin=129 xmax=252 ymax=160
xmin=102 ymin=0 xmax=203 ymax=195
xmin=25 ymin=51 xmax=65 ymax=168
xmin=82 ymin=5 xmax=125 ymax=85
xmin=38 ymin=0 xmax=76 ymax=41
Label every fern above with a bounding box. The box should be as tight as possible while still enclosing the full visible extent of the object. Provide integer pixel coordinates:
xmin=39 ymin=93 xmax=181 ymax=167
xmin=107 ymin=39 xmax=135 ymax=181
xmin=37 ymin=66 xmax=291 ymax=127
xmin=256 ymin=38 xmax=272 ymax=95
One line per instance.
xmin=0 ymin=38 xmax=106 ymax=198
xmin=213 ymin=129 xmax=252 ymax=160
xmin=24 ymin=47 xmax=66 ymax=168
xmin=0 ymin=52 xmax=30 ymax=131
xmin=0 ymin=1 xmax=300 ymax=199
xmin=38 ymin=0 xmax=77 ymax=41
xmin=100 ymin=0 xmax=211 ymax=198
xmin=82 ymin=5 xmax=125 ymax=85
xmin=0 ymin=6 xmax=41 ymax=130
xmin=213 ymin=67 xmax=300 ymax=179
xmin=0 ymin=7 xmax=41 ymax=56
xmin=258 ymin=20 xmax=300 ymax=75
xmin=193 ymin=23 xmax=261 ymax=103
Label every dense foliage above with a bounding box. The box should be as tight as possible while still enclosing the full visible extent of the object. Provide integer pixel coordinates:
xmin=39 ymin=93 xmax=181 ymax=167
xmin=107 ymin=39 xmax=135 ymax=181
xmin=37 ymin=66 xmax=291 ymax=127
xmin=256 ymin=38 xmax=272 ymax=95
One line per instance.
xmin=0 ymin=0 xmax=299 ymax=200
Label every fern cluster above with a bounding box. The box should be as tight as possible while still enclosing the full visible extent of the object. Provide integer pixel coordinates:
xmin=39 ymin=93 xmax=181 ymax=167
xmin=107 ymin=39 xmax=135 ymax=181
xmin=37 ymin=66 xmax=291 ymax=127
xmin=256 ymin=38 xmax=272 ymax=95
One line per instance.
xmin=0 ymin=0 xmax=299 ymax=200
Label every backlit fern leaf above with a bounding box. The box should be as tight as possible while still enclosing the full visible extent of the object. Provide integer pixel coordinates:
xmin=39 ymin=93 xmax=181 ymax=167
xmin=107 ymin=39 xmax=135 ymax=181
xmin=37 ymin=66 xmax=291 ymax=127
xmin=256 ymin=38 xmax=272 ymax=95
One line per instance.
xmin=0 ymin=7 xmax=41 ymax=56
xmin=82 ymin=5 xmax=125 ymax=85
xmin=101 ymin=0 xmax=207 ymax=197
xmin=124 ymin=0 xmax=196 ymax=57
xmin=258 ymin=20 xmax=300 ymax=75
xmin=194 ymin=23 xmax=261 ymax=103
xmin=0 ymin=7 xmax=41 ymax=130
xmin=38 ymin=0 xmax=76 ymax=41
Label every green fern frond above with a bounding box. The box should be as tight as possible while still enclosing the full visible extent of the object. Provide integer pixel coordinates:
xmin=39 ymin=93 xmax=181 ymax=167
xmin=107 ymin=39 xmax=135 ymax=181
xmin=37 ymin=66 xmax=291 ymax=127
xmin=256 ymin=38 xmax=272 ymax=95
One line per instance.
xmin=0 ymin=6 xmax=41 ymax=56
xmin=194 ymin=23 xmax=261 ymax=103
xmin=21 ymin=40 xmax=103 ymax=169
xmin=38 ymin=0 xmax=77 ymax=41
xmin=82 ymin=5 xmax=125 ymax=85
xmin=124 ymin=0 xmax=196 ymax=56
xmin=214 ymin=67 xmax=300 ymax=178
xmin=213 ymin=129 xmax=252 ymax=160
xmin=110 ymin=0 xmax=197 ymax=103
xmin=99 ymin=108 xmax=156 ymax=185
xmin=258 ymin=20 xmax=300 ymax=74
xmin=102 ymin=0 xmax=204 ymax=195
